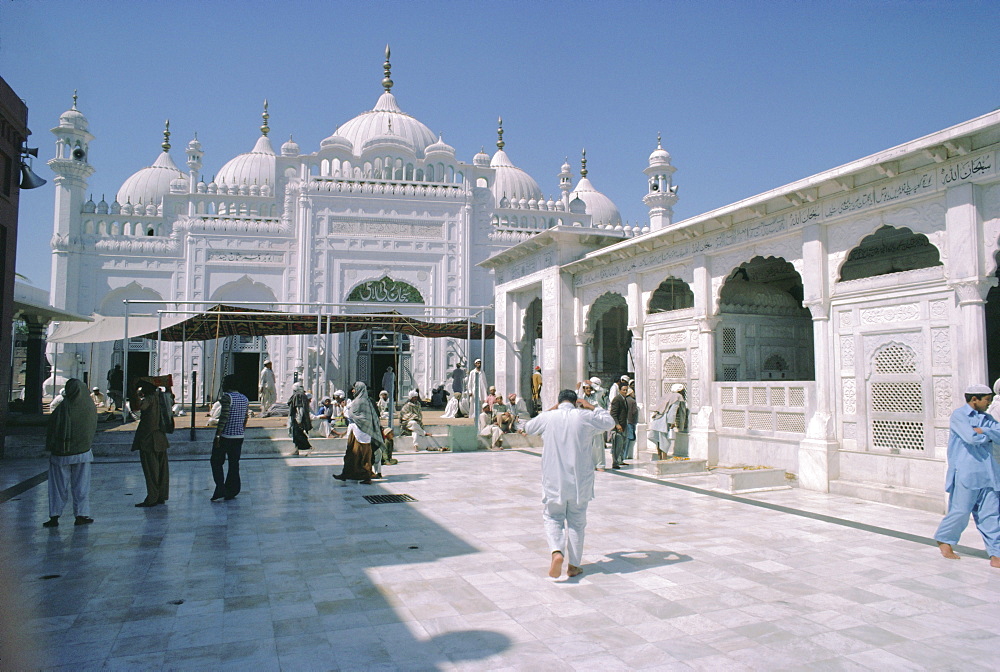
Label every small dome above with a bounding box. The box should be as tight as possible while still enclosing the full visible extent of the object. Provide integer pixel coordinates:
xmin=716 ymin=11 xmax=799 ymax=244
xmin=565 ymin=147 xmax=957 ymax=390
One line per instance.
xmin=332 ymin=91 xmax=437 ymax=158
xmin=97 ymin=196 xmax=109 ymax=214
xmin=360 ymin=134 xmax=415 ymax=157
xmin=569 ymin=176 xmax=623 ymax=227
xmin=425 ymin=134 xmax=455 ymax=157
xmin=170 ymin=176 xmax=188 ymax=194
xmin=281 ymin=135 xmax=300 ymax=157
xmin=319 ymin=133 xmax=352 ymax=153
xmin=187 ymin=136 xmax=203 ymax=153
xmin=490 ymin=148 xmax=543 ymax=208
xmin=560 ymin=159 xmax=572 ymax=174
xmin=82 ymin=196 xmax=96 ymax=214
xmin=473 ymin=147 xmax=491 ymax=167
xmin=648 ymin=136 xmax=671 ymax=166
xmin=116 ymin=151 xmax=185 ymax=206
xmin=216 ymin=135 xmax=276 ymax=189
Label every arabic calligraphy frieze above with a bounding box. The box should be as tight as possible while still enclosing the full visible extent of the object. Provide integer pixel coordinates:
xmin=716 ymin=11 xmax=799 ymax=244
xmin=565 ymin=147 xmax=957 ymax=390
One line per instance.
xmin=207 ymin=250 xmax=284 ymax=264
xmin=329 ymin=218 xmax=444 ymax=239
xmin=940 ymin=152 xmax=994 ymax=187
xmin=346 ymin=276 xmax=424 ymax=303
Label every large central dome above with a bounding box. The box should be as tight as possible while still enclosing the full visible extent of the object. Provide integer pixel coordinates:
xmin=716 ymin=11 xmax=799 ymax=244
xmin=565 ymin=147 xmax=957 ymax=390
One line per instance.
xmin=332 ymin=91 xmax=437 ymax=158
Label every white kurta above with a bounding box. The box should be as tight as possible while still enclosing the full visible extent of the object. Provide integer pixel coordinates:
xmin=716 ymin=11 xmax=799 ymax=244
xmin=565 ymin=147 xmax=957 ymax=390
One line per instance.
xmin=525 ymin=402 xmax=615 ymax=505
xmin=441 ymin=396 xmax=460 ymax=418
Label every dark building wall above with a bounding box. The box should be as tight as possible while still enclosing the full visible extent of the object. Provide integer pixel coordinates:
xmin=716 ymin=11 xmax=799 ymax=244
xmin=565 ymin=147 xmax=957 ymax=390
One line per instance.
xmin=0 ymin=76 xmax=30 ymax=455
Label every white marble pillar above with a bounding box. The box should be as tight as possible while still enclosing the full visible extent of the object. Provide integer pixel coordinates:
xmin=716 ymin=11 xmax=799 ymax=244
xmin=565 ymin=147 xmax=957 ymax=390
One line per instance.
xmin=688 ymin=257 xmax=718 ymax=464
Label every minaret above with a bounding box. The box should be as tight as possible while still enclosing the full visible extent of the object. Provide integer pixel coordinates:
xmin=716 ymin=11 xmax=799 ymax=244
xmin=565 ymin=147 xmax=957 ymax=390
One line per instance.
xmin=48 ymin=90 xmax=96 ymax=310
xmin=558 ymin=157 xmax=573 ymax=207
xmin=643 ymin=133 xmax=678 ymax=231
xmin=186 ymin=132 xmax=203 ymax=194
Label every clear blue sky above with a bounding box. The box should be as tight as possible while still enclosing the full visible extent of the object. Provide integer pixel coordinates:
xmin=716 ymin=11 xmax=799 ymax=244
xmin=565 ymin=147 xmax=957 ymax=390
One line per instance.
xmin=3 ymin=0 xmax=998 ymax=291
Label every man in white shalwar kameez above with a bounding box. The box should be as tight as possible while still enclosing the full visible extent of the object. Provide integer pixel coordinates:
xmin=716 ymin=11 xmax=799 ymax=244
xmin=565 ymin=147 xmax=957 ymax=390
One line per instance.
xmin=525 ymin=389 xmax=615 ymax=578
xmin=258 ymin=361 xmax=276 ymax=414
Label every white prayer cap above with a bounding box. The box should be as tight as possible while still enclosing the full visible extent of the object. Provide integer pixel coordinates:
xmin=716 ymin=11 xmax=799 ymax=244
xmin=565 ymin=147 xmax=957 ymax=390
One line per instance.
xmin=292 ymin=382 xmax=304 ymax=392
xmin=335 ymin=390 xmax=345 ymax=397
xmin=474 ymin=358 xmax=482 ymax=364
xmin=408 ymin=389 xmax=419 ymax=398
xmin=965 ymin=384 xmax=993 ymax=395
xmin=671 ymin=383 xmax=685 ymax=393
xmin=621 ymin=375 xmax=630 ymax=382
xmin=264 ymin=360 xmax=272 ymax=365
xmin=92 ymin=386 xmax=100 ymax=392
xmin=589 ymin=377 xmax=602 ymax=386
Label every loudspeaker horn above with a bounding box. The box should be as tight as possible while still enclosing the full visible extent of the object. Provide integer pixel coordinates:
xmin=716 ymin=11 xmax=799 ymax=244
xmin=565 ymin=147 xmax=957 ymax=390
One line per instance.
xmin=19 ymin=162 xmax=47 ymax=190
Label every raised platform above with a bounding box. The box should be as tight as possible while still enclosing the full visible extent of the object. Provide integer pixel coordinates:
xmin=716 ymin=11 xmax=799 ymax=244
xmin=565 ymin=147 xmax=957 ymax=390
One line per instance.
xmin=830 ymin=478 xmax=946 ymax=514
xmin=645 ymin=458 xmax=709 ymax=476
xmin=715 ymin=467 xmax=790 ymax=493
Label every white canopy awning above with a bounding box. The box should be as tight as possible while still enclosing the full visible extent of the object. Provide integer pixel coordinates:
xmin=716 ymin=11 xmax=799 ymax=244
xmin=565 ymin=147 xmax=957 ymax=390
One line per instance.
xmin=48 ymin=313 xmax=190 ymax=344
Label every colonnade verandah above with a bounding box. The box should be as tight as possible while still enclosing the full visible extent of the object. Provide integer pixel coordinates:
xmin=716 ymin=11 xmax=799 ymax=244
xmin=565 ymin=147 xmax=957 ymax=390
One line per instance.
xmin=492 ymin=185 xmax=1000 ymax=501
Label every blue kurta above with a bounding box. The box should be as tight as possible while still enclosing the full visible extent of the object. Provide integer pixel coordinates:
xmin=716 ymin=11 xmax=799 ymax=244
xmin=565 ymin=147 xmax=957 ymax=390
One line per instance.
xmin=944 ymin=405 xmax=1000 ymax=493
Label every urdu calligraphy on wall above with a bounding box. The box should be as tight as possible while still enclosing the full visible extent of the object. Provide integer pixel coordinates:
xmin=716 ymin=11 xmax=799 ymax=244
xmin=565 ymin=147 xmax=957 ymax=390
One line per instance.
xmin=207 ymin=250 xmax=284 ymax=264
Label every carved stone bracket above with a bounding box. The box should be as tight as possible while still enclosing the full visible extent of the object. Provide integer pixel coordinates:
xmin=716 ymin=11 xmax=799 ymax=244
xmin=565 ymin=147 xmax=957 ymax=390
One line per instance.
xmin=803 ymin=299 xmax=830 ymax=321
xmin=950 ymin=277 xmax=998 ymax=305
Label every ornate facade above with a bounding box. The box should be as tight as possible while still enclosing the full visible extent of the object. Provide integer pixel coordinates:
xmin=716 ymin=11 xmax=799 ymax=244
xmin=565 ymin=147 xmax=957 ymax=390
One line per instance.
xmin=486 ymin=110 xmax=1000 ymax=512
xmin=45 ymin=50 xmax=639 ymax=402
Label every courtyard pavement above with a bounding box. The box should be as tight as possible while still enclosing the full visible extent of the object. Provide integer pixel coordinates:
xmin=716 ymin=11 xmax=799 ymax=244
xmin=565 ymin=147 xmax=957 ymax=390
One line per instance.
xmin=3 ymin=447 xmax=998 ymax=671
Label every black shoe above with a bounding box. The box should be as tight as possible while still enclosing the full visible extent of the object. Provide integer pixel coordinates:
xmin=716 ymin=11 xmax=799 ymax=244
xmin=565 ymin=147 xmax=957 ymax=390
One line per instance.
xmin=612 ymin=464 xmax=621 ymax=470
xmin=333 ymin=474 xmax=346 ymax=481
xmin=42 ymin=517 xmax=59 ymax=528
xmin=135 ymin=501 xmax=157 ymax=508
xmin=210 ymin=491 xmax=224 ymax=501
xmin=74 ymin=516 xmax=94 ymax=525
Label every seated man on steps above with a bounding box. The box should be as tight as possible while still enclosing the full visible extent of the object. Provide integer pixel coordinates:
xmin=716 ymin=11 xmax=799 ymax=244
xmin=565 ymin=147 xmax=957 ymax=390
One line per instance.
xmin=400 ymin=389 xmax=444 ymax=451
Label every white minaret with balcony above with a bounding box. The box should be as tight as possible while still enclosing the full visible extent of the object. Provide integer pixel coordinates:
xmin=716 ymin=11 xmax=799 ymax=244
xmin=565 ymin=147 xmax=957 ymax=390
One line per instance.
xmin=643 ymin=133 xmax=678 ymax=231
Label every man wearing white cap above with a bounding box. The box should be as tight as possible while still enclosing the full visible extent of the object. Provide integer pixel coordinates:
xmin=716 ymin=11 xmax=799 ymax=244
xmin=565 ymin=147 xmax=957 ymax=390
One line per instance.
xmin=933 ymin=384 xmax=1000 ymax=568
xmin=400 ymin=390 xmax=433 ymax=450
xmin=258 ymin=360 xmax=276 ymax=415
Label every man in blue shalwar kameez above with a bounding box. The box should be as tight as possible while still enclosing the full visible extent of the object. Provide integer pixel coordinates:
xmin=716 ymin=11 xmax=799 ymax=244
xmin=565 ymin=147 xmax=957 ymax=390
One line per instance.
xmin=934 ymin=384 xmax=1000 ymax=568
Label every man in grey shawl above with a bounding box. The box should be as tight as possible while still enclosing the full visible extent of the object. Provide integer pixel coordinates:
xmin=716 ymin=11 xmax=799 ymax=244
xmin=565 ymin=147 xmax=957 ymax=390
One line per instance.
xmin=288 ymin=382 xmax=312 ymax=453
xmin=44 ymin=378 xmax=98 ymax=527
xmin=334 ymin=381 xmax=386 ymax=484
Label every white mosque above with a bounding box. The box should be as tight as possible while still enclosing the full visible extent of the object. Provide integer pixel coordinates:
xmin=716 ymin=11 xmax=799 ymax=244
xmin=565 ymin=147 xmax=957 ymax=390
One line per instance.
xmin=45 ymin=47 xmax=658 ymax=404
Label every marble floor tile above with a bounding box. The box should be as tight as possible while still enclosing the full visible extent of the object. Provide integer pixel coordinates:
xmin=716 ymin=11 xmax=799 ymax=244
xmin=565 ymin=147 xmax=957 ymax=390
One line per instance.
xmin=4 ymin=451 xmax=999 ymax=670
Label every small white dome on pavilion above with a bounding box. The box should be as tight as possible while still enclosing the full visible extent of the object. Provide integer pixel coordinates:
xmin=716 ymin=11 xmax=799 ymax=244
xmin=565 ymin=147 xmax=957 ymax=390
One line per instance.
xmin=116 ymin=151 xmax=184 ymax=206
xmin=216 ymin=135 xmax=276 ymax=190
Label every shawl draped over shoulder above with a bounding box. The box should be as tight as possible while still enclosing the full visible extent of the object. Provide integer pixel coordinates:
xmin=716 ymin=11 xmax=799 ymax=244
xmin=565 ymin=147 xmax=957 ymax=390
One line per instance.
xmin=348 ymin=382 xmax=384 ymax=451
xmin=46 ymin=378 xmax=98 ymax=456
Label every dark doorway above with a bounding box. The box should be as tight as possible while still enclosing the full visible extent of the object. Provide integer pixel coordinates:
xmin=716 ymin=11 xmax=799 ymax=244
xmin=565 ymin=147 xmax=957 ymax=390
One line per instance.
xmin=232 ymin=353 xmax=260 ymax=400
xmin=126 ymin=352 xmax=150 ymax=394
xmin=371 ymin=353 xmax=398 ymax=401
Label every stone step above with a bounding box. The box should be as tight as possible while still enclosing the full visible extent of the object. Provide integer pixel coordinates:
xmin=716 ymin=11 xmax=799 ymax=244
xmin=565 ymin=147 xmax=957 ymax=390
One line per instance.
xmin=645 ymin=458 xmax=709 ymax=477
xmin=715 ymin=468 xmax=790 ymax=493
xmin=829 ymin=479 xmax=945 ymax=514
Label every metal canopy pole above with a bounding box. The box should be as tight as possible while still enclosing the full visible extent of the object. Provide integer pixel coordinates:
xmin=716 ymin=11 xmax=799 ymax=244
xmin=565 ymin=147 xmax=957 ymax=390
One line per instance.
xmin=122 ymin=301 xmax=129 ymax=423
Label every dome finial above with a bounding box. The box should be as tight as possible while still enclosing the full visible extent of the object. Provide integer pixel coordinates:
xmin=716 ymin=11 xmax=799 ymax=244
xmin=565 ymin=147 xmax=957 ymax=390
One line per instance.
xmin=497 ymin=116 xmax=505 ymax=151
xmin=657 ymin=132 xmax=662 ymax=148
xmin=162 ymin=120 xmax=171 ymax=152
xmin=580 ymin=148 xmax=588 ymax=178
xmin=260 ymin=99 xmax=270 ymax=136
xmin=382 ymin=44 xmax=394 ymax=92
xmin=72 ymin=89 xmax=78 ymax=110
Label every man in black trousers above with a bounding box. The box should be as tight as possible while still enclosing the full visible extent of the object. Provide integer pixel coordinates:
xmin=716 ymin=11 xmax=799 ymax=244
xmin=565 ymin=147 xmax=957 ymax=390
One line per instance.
xmin=211 ymin=375 xmax=249 ymax=501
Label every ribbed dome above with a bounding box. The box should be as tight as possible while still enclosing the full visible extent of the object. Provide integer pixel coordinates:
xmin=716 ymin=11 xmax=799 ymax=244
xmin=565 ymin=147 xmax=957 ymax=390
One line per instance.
xmin=569 ymin=177 xmax=622 ymax=227
xmin=473 ymin=148 xmax=491 ymax=167
xmin=425 ymin=134 xmax=455 ymax=157
xmin=59 ymin=107 xmax=88 ymax=131
xmin=281 ymin=135 xmax=300 ymax=157
xmin=116 ymin=151 xmax=184 ymax=206
xmin=331 ymin=92 xmax=437 ymax=158
xmin=490 ymin=149 xmax=543 ymax=207
xmin=216 ymin=135 xmax=276 ymax=188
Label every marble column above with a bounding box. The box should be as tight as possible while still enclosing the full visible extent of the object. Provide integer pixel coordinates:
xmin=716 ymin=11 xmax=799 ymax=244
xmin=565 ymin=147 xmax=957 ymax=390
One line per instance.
xmin=689 ymin=316 xmax=719 ymax=464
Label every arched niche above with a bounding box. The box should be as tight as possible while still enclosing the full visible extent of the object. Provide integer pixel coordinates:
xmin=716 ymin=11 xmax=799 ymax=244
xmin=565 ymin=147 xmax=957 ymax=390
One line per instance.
xmin=99 ymin=281 xmax=163 ymax=317
xmin=647 ymin=277 xmax=694 ymax=314
xmin=715 ymin=256 xmax=813 ymax=382
xmin=838 ymin=225 xmax=942 ymax=282
xmin=585 ymin=292 xmax=631 ymax=380
xmin=210 ymin=275 xmax=279 ymax=308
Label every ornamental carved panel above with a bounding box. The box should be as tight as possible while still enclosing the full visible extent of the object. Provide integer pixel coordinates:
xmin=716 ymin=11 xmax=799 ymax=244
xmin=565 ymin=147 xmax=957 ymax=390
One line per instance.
xmin=840 ymin=335 xmax=855 ymax=370
xmin=931 ymin=327 xmax=951 ymax=368
xmin=859 ymin=303 xmax=920 ymax=325
xmin=842 ymin=378 xmax=857 ymax=415
xmin=838 ymin=310 xmax=853 ymax=329
xmin=659 ymin=331 xmax=687 ymax=346
xmin=933 ymin=377 xmax=952 ymax=419
xmin=929 ymin=299 xmax=949 ymax=320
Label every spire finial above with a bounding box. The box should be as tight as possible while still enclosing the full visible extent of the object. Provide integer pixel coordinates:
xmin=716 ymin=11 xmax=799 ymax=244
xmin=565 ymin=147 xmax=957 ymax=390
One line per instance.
xmin=260 ymin=99 xmax=270 ymax=136
xmin=382 ymin=44 xmax=394 ymax=92
xmin=72 ymin=89 xmax=78 ymax=110
xmin=162 ymin=120 xmax=171 ymax=152
xmin=580 ymin=148 xmax=588 ymax=178
xmin=657 ymin=132 xmax=662 ymax=148
xmin=497 ymin=116 xmax=505 ymax=151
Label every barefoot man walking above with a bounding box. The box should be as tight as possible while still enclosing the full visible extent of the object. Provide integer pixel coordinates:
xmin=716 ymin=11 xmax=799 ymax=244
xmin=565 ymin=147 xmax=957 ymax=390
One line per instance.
xmin=934 ymin=384 xmax=1000 ymax=568
xmin=526 ymin=389 xmax=614 ymax=579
